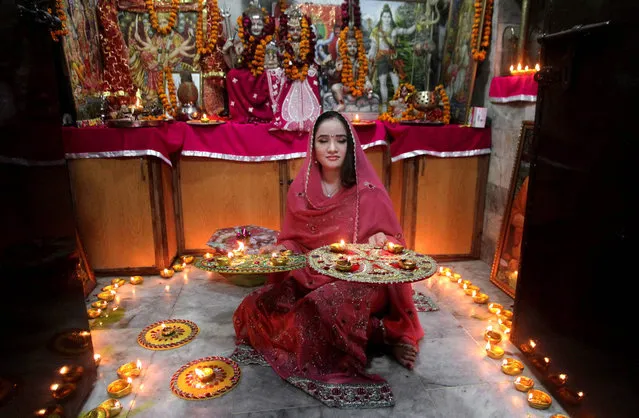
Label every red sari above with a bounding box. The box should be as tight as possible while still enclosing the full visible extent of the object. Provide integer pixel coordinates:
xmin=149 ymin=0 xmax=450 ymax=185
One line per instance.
xmin=232 ymin=116 xmax=423 ymax=408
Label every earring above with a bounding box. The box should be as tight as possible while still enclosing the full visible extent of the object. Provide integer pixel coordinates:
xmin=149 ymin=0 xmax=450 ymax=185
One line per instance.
xmin=314 ymin=159 xmax=318 ymax=164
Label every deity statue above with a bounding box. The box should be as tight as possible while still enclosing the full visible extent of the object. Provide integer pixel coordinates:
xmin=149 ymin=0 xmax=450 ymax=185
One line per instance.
xmin=223 ymin=1 xmax=275 ymax=123
xmin=269 ymin=7 xmax=320 ymax=133
xmin=329 ymin=28 xmax=374 ymax=112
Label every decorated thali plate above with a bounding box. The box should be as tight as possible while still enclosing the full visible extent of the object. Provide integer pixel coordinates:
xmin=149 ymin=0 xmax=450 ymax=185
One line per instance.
xmin=186 ymin=120 xmax=226 ymax=126
xmin=307 ymin=243 xmax=437 ymax=284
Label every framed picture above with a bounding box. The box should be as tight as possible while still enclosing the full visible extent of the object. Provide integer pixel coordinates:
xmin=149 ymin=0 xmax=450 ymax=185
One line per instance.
xmin=490 ymin=121 xmax=535 ymax=298
xmin=440 ymin=0 xmax=486 ymax=123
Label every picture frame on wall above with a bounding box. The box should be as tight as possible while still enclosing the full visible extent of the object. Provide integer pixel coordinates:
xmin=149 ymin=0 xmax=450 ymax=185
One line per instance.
xmin=490 ymin=120 xmax=535 ymax=298
xmin=440 ymin=0 xmax=485 ymax=123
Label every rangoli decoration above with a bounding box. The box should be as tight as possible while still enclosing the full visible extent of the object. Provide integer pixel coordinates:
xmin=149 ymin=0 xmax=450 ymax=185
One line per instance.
xmin=170 ymin=356 xmax=241 ymax=400
xmin=137 ymin=319 xmax=199 ymax=350
xmin=307 ymin=243 xmax=437 ymax=284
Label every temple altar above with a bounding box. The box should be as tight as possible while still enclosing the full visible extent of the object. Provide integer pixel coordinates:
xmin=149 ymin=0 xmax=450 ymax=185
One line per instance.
xmin=62 ymin=122 xmax=490 ymax=274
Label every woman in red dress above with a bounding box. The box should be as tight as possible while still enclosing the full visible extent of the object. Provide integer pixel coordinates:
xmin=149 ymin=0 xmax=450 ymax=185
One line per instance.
xmin=232 ymin=110 xmax=423 ymax=408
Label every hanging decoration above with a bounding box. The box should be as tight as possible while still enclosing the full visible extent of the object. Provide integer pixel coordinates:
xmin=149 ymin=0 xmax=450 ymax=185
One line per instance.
xmin=471 ymin=0 xmax=494 ymax=61
xmin=434 ymin=84 xmax=451 ymax=124
xmin=237 ymin=9 xmax=274 ymax=76
xmin=280 ymin=11 xmax=316 ymax=82
xmin=338 ymin=0 xmax=367 ymax=98
xmin=48 ymin=0 xmax=69 ymax=42
xmin=145 ymin=0 xmax=180 ymax=36
xmin=157 ymin=67 xmax=178 ymax=116
xmin=196 ymin=0 xmax=221 ymax=56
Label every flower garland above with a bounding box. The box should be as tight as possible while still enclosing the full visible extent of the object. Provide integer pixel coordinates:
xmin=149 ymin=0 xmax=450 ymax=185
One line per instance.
xmin=282 ymin=15 xmax=315 ymax=81
xmin=338 ymin=28 xmax=368 ymax=97
xmin=471 ymin=0 xmax=493 ymax=61
xmin=378 ymin=83 xmax=423 ymax=123
xmin=157 ymin=67 xmax=178 ymax=116
xmin=279 ymin=0 xmax=287 ymax=13
xmin=237 ymin=10 xmax=274 ymax=77
xmin=196 ymin=0 xmax=221 ymax=55
xmin=48 ymin=0 xmax=69 ymax=42
xmin=434 ymin=84 xmax=451 ymax=124
xmin=340 ymin=0 xmax=361 ymax=29
xmin=145 ymin=0 xmax=179 ymax=36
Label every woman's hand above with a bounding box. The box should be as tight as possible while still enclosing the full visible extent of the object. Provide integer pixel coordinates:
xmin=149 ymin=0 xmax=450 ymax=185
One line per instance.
xmin=368 ymin=232 xmax=388 ymax=247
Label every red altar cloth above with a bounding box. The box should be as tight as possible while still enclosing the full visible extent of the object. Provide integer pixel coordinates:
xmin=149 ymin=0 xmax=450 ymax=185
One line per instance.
xmin=488 ymin=74 xmax=538 ymax=103
xmin=180 ymin=120 xmax=388 ymax=162
xmin=62 ymin=123 xmax=185 ymax=166
xmin=385 ymin=123 xmax=491 ymax=162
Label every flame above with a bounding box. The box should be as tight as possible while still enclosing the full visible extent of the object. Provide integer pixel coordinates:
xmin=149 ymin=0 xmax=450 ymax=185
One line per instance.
xmin=127 ymin=377 xmax=132 ymax=384
xmin=161 ymin=323 xmax=166 ymax=329
xmin=228 ymin=251 xmax=234 ymax=258
xmin=50 ymin=383 xmax=59 ymax=391
xmin=485 ymin=342 xmax=491 ymax=350
xmin=94 ymin=353 xmax=101 ymax=362
xmin=272 ymin=252 xmax=277 ymax=258
xmin=495 ymin=308 xmax=501 ymax=315
xmin=457 ymin=278 xmax=462 ymax=284
xmin=529 ymin=340 xmax=536 ymax=349
xmin=509 ymin=65 xmax=514 ymax=72
xmin=472 ymin=290 xmax=477 ymax=297
xmin=59 ymin=366 xmax=68 ymax=374
xmin=202 ymin=113 xmax=208 ymax=119
xmin=463 ymin=283 xmax=468 ymax=289
xmin=137 ymin=359 xmax=142 ymax=370
xmin=388 ymin=242 xmax=395 ymax=249
xmin=578 ymin=391 xmax=584 ymax=398
xmin=544 ymin=357 xmax=550 ymax=364
xmin=237 ymin=241 xmax=245 ymax=251
xmin=486 ymin=325 xmax=493 ymax=331
xmin=528 ymin=392 xmax=533 ymax=400
xmin=515 ymin=376 xmax=521 ymax=384
xmin=502 ymin=359 xmax=508 ymax=366
xmin=517 ymin=63 xmax=522 ymax=71
xmin=165 ymin=285 xmax=170 ymax=291
xmin=194 ymin=367 xmax=204 ymax=378
xmin=535 ymin=63 xmax=540 ymax=71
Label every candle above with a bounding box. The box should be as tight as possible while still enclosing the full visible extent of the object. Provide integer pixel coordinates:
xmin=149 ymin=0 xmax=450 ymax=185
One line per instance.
xmin=513 ymin=376 xmax=535 ymax=392
xmin=501 ymin=358 xmax=524 ymax=375
xmin=353 ymin=113 xmax=360 ymax=123
xmin=483 ymin=326 xmax=502 ymax=344
xmin=91 ymin=300 xmax=108 ymax=309
xmin=485 ymin=342 xmax=504 ymax=359
xmin=549 ymin=373 xmax=567 ymax=387
xmin=160 ymin=268 xmax=174 ymax=278
xmin=194 ymin=367 xmax=214 ymax=383
xmin=330 ymin=239 xmax=346 ymax=253
xmin=111 ymin=278 xmax=126 ymax=287
xmin=59 ymin=365 xmax=84 ymax=383
xmin=487 ymin=302 xmax=503 ymax=314
xmin=50 ymin=382 xmax=76 ymax=400
xmin=527 ymin=389 xmax=552 ymax=409
xmin=87 ymin=308 xmax=102 ymax=319
xmin=181 ymin=255 xmax=194 ymax=264
xmin=472 ymin=292 xmax=489 ymax=304
xmin=398 ymin=258 xmax=417 ymax=270
xmin=117 ymin=360 xmax=142 ymax=379
xmin=107 ymin=378 xmax=132 ymax=398
xmin=130 ymin=275 xmax=144 ymax=285
xmin=385 ymin=242 xmax=404 ymax=254
xmin=172 ymin=263 xmax=186 ymax=272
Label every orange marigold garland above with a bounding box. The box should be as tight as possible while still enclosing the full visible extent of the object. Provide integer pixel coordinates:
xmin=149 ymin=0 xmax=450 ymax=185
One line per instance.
xmin=145 ymin=0 xmax=179 ymax=36
xmin=157 ymin=67 xmax=178 ymax=116
xmin=281 ymin=14 xmax=315 ymax=82
xmin=196 ymin=0 xmax=221 ymax=55
xmin=338 ymin=28 xmax=368 ymax=98
xmin=48 ymin=0 xmax=69 ymax=42
xmin=378 ymin=82 xmax=422 ymax=123
xmin=471 ymin=0 xmax=493 ymax=61
xmin=434 ymin=84 xmax=451 ymax=124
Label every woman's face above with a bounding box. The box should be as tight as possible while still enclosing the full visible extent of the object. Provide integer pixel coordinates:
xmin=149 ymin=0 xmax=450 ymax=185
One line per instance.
xmin=314 ymin=118 xmax=348 ymax=172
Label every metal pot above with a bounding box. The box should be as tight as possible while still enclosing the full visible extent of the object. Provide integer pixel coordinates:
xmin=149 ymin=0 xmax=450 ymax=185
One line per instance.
xmin=410 ymin=90 xmax=437 ymax=112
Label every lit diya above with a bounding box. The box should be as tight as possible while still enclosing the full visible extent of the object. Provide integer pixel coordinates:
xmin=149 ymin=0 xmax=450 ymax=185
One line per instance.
xmin=107 ymin=378 xmax=132 ymax=398
xmin=398 ymin=258 xmax=417 ymax=270
xmin=130 ymin=275 xmax=144 ymax=285
xmin=485 ymin=342 xmax=504 ymax=359
xmin=194 ymin=367 xmax=214 ymax=383
xmin=330 ymin=240 xmax=347 ymax=253
xmin=549 ymin=373 xmax=567 ymax=387
xmin=59 ymin=365 xmax=84 ymax=383
xmin=483 ymin=326 xmax=502 ymax=344
xmin=97 ymin=291 xmax=115 ymax=302
xmin=501 ymin=358 xmax=524 ymax=375
xmin=514 ymin=376 xmax=534 ymax=392
xmin=472 ymin=291 xmax=489 ymax=304
xmin=116 ymin=360 xmax=142 ymax=379
xmin=101 ymin=284 xmax=118 ymax=292
xmin=172 ymin=263 xmax=186 ymax=272
xmin=91 ymin=300 xmax=108 ymax=309
xmin=457 ymin=279 xmax=472 ymax=288
xmin=270 ymin=253 xmax=288 ymax=266
xmin=519 ymin=339 xmax=537 ymax=355
xmin=160 ymin=268 xmax=174 ymax=278
xmin=216 ymin=253 xmax=231 ymax=267
xmin=463 ymin=284 xmax=480 ymax=296
xmin=98 ymin=398 xmax=122 ymax=416
xmin=111 ymin=278 xmax=126 ymax=287
xmin=335 ymin=256 xmax=354 ymax=272
xmin=487 ymin=302 xmax=503 ymax=314
xmin=181 ymin=255 xmax=194 ymax=264
xmin=449 ymin=272 xmax=462 ymax=283
xmin=527 ymin=389 xmax=552 ymax=409
xmin=87 ymin=308 xmax=102 ymax=319
xmin=160 ymin=322 xmax=176 ymax=337
xmin=557 ymin=387 xmax=585 ymax=405
xmin=385 ymin=242 xmax=404 ymax=254
xmin=50 ymin=382 xmax=76 ymax=400
xmin=34 ymin=405 xmax=65 ymax=417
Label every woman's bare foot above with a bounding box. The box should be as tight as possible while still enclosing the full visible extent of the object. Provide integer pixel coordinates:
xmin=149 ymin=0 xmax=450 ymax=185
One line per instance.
xmin=392 ymin=344 xmax=417 ymax=370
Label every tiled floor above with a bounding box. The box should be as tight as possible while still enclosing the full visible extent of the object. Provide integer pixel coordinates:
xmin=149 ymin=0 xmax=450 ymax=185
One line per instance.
xmin=79 ymin=260 xmax=569 ymax=417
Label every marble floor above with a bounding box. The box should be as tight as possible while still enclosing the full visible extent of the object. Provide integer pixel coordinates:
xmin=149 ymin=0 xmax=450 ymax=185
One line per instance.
xmin=79 ymin=260 xmax=569 ymax=417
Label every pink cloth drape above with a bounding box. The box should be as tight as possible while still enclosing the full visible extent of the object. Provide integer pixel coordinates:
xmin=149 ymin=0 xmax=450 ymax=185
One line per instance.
xmin=232 ymin=113 xmax=423 ymax=408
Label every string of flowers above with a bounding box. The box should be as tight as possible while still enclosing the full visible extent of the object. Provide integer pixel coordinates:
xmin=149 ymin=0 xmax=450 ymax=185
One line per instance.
xmin=48 ymin=0 xmax=69 ymax=42
xmin=471 ymin=0 xmax=493 ymax=61
xmin=196 ymin=0 xmax=221 ymax=55
xmin=279 ymin=0 xmax=287 ymax=13
xmin=434 ymin=84 xmax=451 ymax=124
xmin=237 ymin=9 xmax=274 ymax=76
xmin=338 ymin=28 xmax=367 ymax=97
xmin=157 ymin=67 xmax=178 ymax=116
xmin=281 ymin=14 xmax=315 ymax=81
xmin=145 ymin=0 xmax=179 ymax=36
xmin=340 ymin=0 xmax=361 ymax=29
xmin=378 ymin=83 xmax=423 ymax=123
